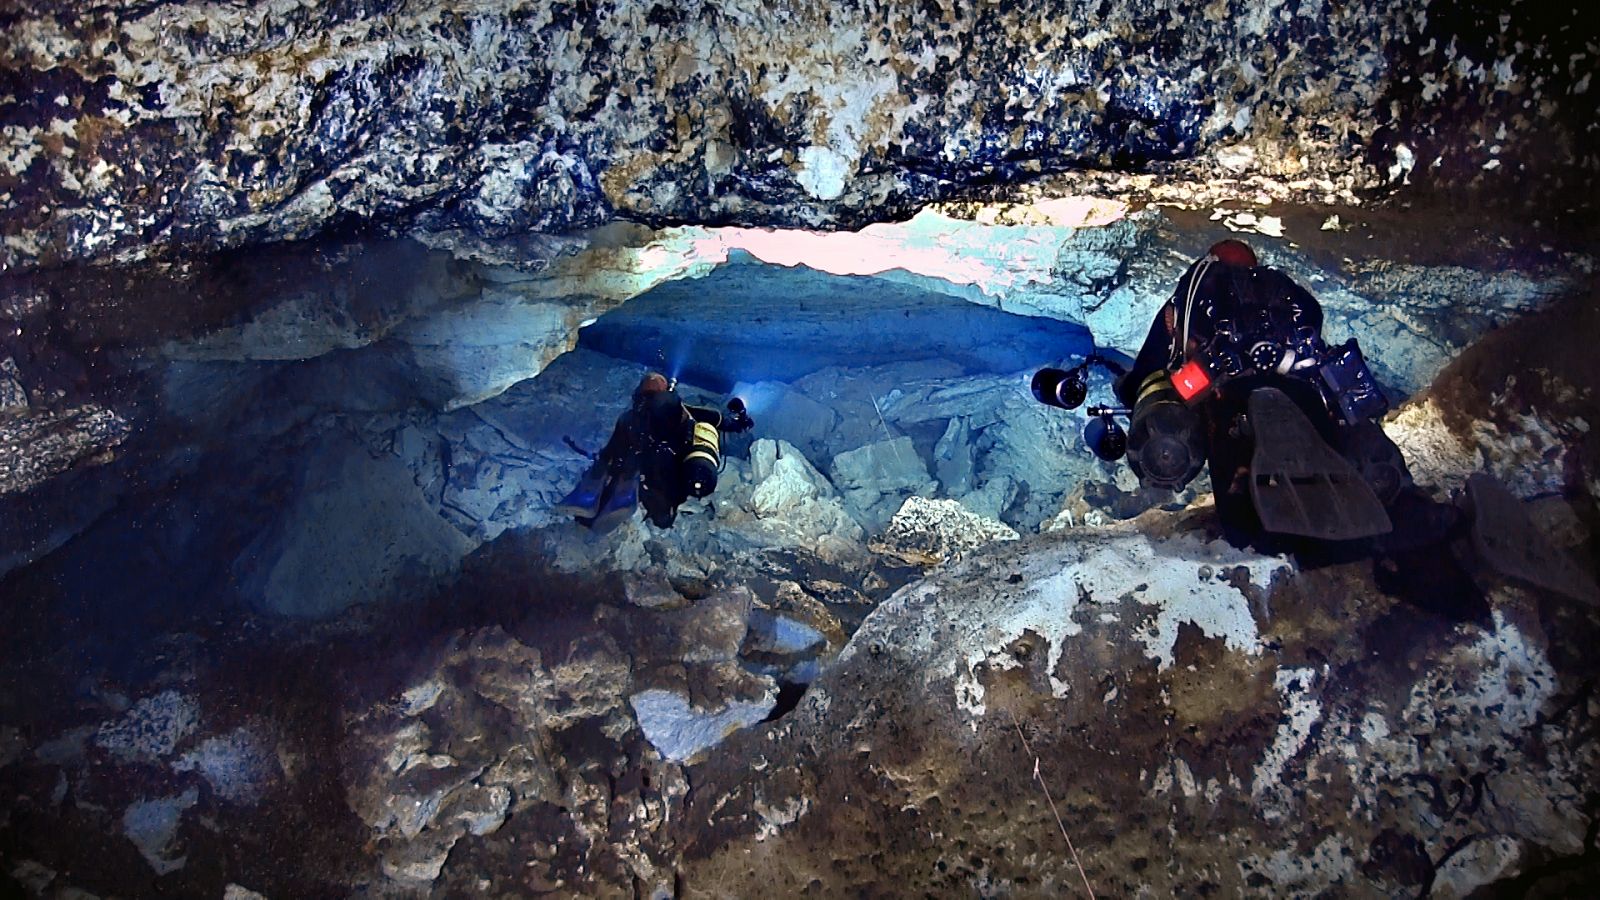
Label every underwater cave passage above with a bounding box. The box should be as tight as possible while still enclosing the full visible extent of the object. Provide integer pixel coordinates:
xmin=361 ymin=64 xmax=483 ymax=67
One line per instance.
xmin=550 ymin=257 xmax=1125 ymax=535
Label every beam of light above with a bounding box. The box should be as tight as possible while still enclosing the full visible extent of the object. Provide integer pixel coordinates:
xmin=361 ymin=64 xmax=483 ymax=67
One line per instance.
xmin=727 ymin=381 xmax=785 ymax=417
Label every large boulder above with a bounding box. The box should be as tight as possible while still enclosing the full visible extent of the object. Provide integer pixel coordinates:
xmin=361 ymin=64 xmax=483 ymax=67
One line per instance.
xmin=234 ymin=431 xmax=476 ymax=617
xmin=670 ymin=520 xmax=1598 ymax=897
xmin=829 ymin=436 xmax=938 ymax=531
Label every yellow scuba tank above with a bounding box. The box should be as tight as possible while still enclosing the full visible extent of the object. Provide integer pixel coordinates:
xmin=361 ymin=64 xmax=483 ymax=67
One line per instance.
xmin=681 ymin=420 xmax=721 ymax=497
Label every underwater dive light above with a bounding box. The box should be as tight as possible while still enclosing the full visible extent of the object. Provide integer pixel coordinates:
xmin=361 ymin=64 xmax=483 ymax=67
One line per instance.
xmin=1084 ymin=411 xmax=1127 ymax=461
xmin=1032 ymin=365 xmax=1090 ymax=410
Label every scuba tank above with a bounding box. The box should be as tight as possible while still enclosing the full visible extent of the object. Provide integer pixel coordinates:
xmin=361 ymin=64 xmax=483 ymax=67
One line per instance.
xmin=1125 ymin=370 xmax=1207 ymax=492
xmin=681 ymin=420 xmax=721 ymax=498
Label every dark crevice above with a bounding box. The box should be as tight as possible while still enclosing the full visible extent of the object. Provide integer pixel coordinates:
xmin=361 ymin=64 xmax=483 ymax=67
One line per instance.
xmin=762 ymin=680 xmax=808 ymax=723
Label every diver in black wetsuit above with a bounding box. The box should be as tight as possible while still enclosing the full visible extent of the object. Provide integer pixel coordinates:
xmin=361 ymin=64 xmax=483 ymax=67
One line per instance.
xmin=1104 ymin=240 xmax=1597 ymax=606
xmin=1116 ymin=238 xmax=1411 ymax=546
xmin=556 ymin=372 xmax=754 ymax=532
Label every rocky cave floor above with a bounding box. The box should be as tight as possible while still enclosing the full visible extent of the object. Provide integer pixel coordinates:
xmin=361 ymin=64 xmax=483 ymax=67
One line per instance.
xmin=2 ymin=201 xmax=1599 ymax=897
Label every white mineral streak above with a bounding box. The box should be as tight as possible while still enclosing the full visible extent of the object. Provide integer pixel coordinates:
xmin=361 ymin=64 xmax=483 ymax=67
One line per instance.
xmin=1251 ymin=667 xmax=1324 ymax=812
xmin=1243 ymin=835 xmax=1357 ymax=894
xmin=753 ymin=795 xmax=810 ymax=842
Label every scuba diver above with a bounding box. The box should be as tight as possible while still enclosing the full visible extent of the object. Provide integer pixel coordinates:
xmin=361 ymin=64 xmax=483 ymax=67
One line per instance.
xmin=555 ymin=372 xmax=754 ymax=533
xmin=1033 ymin=239 xmax=1598 ymax=604
xmin=1112 ymin=237 xmax=1404 ymax=545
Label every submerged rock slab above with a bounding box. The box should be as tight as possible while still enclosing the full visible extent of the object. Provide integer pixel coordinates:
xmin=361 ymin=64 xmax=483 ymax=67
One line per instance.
xmin=629 ymin=687 xmax=777 ymax=764
xmin=122 ymin=788 xmax=199 ymax=876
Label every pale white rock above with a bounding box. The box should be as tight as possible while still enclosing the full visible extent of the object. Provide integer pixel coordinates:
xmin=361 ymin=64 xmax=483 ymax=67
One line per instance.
xmin=122 ymin=787 xmax=199 ymax=875
xmin=629 ymin=686 xmax=777 ymax=762
xmin=747 ymin=439 xmax=834 ymax=515
xmin=872 ymin=496 xmax=1018 ymax=564
xmin=172 ymin=727 xmax=280 ymax=804
xmin=96 ymin=690 xmax=200 ymax=762
xmin=841 ymin=526 xmax=1286 ymax=721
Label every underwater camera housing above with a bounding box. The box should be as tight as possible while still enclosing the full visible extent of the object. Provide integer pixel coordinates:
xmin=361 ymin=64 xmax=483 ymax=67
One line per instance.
xmin=1034 ymin=354 xmax=1137 ymax=462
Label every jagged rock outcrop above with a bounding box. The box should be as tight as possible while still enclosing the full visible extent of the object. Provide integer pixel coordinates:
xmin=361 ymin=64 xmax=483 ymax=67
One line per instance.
xmin=4 ymin=0 xmax=1594 ymax=270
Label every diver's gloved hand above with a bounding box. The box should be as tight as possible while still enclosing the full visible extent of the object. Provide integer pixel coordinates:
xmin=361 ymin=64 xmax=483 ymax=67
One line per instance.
xmin=725 ymin=397 xmax=754 ymax=433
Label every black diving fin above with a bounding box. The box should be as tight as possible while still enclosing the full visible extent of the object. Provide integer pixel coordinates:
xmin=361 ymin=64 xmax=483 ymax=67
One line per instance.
xmin=554 ymin=464 xmax=610 ymax=519
xmin=587 ymin=473 xmax=640 ymax=535
xmin=1463 ymin=474 xmax=1599 ymax=606
xmin=1247 ymin=387 xmax=1393 ymax=541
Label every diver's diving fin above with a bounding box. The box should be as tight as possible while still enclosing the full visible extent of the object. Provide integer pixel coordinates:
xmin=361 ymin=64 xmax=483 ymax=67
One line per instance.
xmin=553 ymin=464 xmax=610 ymax=519
xmin=1464 ymin=473 xmax=1600 ymax=606
xmin=1247 ymin=388 xmax=1393 ymax=541
xmin=587 ymin=473 xmax=640 ymax=535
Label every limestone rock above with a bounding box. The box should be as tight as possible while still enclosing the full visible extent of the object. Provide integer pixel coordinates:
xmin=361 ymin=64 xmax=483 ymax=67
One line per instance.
xmin=393 ymin=289 xmax=584 ymax=410
xmin=341 ymin=627 xmax=621 ymax=886
xmin=664 ymin=514 xmax=1598 ymax=897
xmin=957 ymin=473 xmax=1018 ymax=523
xmin=932 ymin=417 xmax=974 ymax=496
xmin=830 ymin=436 xmax=937 ymax=531
xmin=122 ymin=788 xmax=199 ymax=876
xmin=6 ymin=0 xmax=1589 ymax=269
xmin=235 ymin=431 xmax=476 ymax=617
xmin=628 ymin=684 xmax=777 ymax=764
xmin=0 ymin=359 xmax=28 ymax=416
xmin=171 ymin=726 xmax=280 ymax=805
xmin=871 ymin=496 xmax=1019 ymax=565
xmin=0 ymin=402 xmax=128 ymax=496
xmin=747 ymin=438 xmax=834 ymax=515
xmin=661 ymin=439 xmax=868 ymax=564
xmin=95 ymin=690 xmax=199 ymax=764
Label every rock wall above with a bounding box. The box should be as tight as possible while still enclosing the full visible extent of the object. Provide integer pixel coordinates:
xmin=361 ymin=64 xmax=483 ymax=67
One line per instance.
xmin=4 ymin=0 xmax=1594 ymax=271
